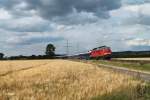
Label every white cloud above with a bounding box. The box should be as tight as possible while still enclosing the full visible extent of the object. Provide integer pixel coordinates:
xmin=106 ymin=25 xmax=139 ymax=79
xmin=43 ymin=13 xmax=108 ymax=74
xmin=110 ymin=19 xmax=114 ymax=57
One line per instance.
xmin=0 ymin=8 xmax=12 ymax=20
xmin=124 ymin=3 xmax=150 ymax=16
xmin=126 ymin=38 xmax=150 ymax=46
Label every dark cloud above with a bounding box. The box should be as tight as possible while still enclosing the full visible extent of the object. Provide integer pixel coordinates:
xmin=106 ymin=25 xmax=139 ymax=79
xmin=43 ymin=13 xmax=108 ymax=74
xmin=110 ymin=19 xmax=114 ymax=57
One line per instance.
xmin=0 ymin=0 xmax=31 ymax=17
xmin=53 ymin=11 xmax=99 ymax=25
xmin=25 ymin=0 xmax=121 ymax=19
xmin=0 ymin=0 xmax=122 ymax=24
xmin=122 ymin=0 xmax=150 ymax=5
xmin=0 ymin=0 xmax=19 ymax=8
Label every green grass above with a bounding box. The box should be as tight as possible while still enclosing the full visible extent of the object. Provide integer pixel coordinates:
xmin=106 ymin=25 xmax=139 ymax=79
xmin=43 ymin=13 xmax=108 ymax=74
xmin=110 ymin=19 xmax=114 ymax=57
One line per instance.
xmin=92 ymin=83 xmax=150 ymax=100
xmin=92 ymin=60 xmax=150 ymax=72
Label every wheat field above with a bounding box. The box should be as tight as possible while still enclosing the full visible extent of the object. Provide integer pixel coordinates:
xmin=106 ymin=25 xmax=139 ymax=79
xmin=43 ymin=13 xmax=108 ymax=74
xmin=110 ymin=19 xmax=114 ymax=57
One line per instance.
xmin=0 ymin=60 xmax=147 ymax=100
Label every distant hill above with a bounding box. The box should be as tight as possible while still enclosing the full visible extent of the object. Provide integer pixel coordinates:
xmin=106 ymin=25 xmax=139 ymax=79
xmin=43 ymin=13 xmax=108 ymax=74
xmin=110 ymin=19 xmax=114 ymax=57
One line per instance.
xmin=112 ymin=51 xmax=150 ymax=58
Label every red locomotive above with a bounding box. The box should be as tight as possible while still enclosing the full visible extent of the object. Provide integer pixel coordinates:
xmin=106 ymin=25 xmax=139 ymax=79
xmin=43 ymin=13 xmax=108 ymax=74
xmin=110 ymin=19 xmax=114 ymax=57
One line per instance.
xmin=69 ymin=46 xmax=112 ymax=60
xmin=89 ymin=46 xmax=112 ymax=59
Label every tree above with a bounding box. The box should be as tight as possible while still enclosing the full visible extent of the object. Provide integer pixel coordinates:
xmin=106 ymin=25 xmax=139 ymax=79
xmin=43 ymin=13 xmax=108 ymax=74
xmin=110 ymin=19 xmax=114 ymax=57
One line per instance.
xmin=46 ymin=44 xmax=56 ymax=57
xmin=0 ymin=53 xmax=4 ymax=59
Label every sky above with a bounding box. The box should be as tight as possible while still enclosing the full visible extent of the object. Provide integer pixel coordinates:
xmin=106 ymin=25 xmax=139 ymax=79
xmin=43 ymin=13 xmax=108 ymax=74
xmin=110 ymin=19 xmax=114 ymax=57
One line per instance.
xmin=0 ymin=0 xmax=150 ymax=56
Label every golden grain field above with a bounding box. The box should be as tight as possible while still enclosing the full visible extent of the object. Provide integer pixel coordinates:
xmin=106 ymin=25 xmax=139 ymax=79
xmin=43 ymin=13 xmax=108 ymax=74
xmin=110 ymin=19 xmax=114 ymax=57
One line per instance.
xmin=0 ymin=60 xmax=146 ymax=100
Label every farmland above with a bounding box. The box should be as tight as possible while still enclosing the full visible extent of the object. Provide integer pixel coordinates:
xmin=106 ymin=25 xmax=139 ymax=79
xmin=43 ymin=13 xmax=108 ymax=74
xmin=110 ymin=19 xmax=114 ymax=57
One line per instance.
xmin=92 ymin=60 xmax=150 ymax=72
xmin=113 ymin=58 xmax=150 ymax=61
xmin=0 ymin=60 xmax=149 ymax=100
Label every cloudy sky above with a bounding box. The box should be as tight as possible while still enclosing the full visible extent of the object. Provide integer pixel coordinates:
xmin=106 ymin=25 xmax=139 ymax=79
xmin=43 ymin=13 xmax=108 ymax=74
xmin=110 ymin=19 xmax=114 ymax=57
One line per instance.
xmin=0 ymin=0 xmax=150 ymax=56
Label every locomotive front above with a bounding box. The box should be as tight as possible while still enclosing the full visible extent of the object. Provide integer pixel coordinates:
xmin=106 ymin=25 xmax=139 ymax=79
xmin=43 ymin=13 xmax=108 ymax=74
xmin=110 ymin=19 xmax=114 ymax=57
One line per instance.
xmin=89 ymin=46 xmax=112 ymax=59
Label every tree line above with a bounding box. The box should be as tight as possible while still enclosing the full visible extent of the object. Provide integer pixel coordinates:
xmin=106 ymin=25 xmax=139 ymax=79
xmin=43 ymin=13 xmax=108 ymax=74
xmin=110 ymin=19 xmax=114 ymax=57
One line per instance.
xmin=0 ymin=43 xmax=57 ymax=60
xmin=111 ymin=51 xmax=150 ymax=58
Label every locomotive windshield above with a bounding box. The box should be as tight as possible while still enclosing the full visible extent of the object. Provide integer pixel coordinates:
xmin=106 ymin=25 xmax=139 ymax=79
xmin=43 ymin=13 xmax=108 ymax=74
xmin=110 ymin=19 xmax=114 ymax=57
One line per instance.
xmin=92 ymin=46 xmax=108 ymax=50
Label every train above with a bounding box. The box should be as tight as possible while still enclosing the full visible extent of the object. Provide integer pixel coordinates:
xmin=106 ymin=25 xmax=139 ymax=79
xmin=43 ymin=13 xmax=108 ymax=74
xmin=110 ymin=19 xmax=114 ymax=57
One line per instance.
xmin=70 ymin=46 xmax=112 ymax=60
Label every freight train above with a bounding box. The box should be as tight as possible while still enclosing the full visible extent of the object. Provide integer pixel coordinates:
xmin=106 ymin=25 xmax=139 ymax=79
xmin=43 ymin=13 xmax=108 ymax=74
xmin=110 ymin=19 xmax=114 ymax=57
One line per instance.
xmin=71 ymin=46 xmax=112 ymax=60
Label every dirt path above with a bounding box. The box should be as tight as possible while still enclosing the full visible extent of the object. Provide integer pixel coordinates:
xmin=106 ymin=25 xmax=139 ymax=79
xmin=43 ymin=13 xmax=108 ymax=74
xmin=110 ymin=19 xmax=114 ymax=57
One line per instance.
xmin=98 ymin=63 xmax=150 ymax=82
xmin=73 ymin=60 xmax=150 ymax=82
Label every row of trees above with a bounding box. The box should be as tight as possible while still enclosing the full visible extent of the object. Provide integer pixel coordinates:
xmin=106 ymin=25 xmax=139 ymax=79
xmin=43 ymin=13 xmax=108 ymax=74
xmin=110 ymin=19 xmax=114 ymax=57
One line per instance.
xmin=112 ymin=51 xmax=150 ymax=58
xmin=0 ymin=43 xmax=56 ymax=60
xmin=0 ymin=53 xmax=4 ymax=59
